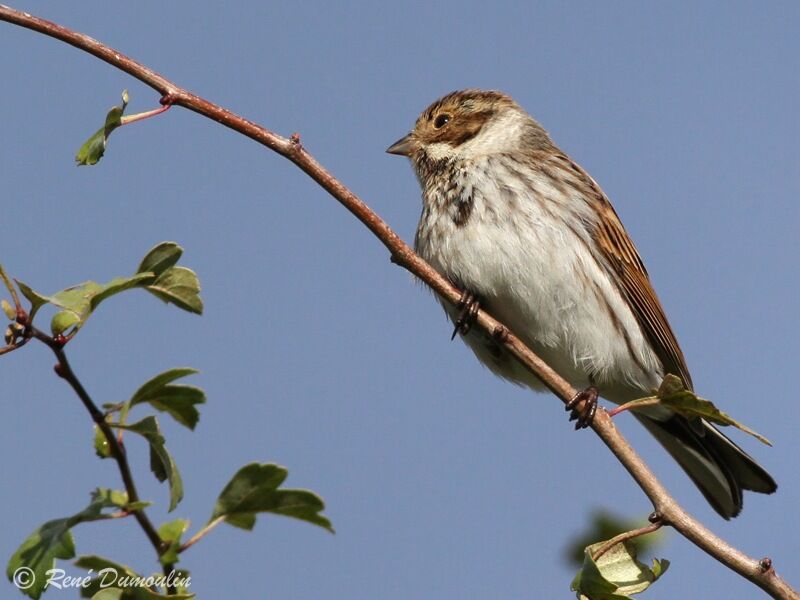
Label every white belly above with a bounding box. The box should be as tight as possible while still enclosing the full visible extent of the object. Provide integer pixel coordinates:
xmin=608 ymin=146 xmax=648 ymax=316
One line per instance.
xmin=415 ymin=158 xmax=663 ymax=402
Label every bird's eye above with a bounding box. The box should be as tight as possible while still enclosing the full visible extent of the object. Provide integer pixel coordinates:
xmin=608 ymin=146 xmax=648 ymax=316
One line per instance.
xmin=433 ymin=114 xmax=451 ymax=129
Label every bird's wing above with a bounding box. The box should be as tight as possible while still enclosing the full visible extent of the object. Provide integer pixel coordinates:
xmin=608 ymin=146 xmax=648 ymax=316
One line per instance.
xmin=553 ymin=154 xmax=693 ymax=390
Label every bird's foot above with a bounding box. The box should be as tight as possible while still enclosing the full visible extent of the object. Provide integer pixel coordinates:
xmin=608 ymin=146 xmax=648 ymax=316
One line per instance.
xmin=451 ymin=290 xmax=481 ymax=340
xmin=565 ymin=386 xmax=599 ymax=430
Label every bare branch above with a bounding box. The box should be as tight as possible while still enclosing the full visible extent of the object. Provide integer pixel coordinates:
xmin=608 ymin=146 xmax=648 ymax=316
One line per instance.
xmin=0 ymin=5 xmax=795 ymax=598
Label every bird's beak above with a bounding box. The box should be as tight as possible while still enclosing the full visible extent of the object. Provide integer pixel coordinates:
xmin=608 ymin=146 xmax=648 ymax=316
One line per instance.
xmin=386 ymin=133 xmax=414 ymax=157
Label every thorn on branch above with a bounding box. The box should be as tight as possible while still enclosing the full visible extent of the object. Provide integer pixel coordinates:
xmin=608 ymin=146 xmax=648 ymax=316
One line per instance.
xmin=759 ymin=557 xmax=773 ymax=573
xmin=492 ymin=325 xmax=509 ymax=343
xmin=289 ymin=132 xmax=303 ymax=154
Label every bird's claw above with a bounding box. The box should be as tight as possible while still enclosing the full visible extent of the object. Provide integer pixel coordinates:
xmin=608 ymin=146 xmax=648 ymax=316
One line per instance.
xmin=451 ymin=291 xmax=481 ymax=340
xmin=566 ymin=386 xmax=599 ymax=429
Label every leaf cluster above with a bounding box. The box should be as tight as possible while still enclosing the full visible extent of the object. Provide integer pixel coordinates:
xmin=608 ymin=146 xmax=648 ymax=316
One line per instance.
xmin=4 ymin=243 xmax=331 ymax=599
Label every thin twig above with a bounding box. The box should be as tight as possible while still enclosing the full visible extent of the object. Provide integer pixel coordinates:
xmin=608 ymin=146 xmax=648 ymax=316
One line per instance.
xmin=0 ymin=338 xmax=28 ymax=356
xmin=121 ymin=104 xmax=172 ymax=126
xmin=0 ymin=5 xmax=795 ymax=599
xmin=178 ymin=516 xmax=225 ymax=554
xmin=606 ymin=398 xmax=661 ymax=418
xmin=591 ymin=517 xmax=664 ymax=562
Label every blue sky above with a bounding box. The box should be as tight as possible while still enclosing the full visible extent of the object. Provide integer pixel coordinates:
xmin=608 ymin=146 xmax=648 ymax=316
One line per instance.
xmin=1 ymin=2 xmax=798 ymax=598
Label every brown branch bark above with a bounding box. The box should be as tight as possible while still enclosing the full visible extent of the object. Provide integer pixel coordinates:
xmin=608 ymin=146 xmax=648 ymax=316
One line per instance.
xmin=0 ymin=5 xmax=795 ymax=598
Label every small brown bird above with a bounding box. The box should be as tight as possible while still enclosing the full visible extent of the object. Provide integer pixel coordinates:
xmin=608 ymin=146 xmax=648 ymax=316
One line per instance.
xmin=387 ymin=89 xmax=776 ymax=518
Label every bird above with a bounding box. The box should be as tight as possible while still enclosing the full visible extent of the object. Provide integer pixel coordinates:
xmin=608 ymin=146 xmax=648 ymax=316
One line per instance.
xmin=386 ymin=89 xmax=776 ymax=518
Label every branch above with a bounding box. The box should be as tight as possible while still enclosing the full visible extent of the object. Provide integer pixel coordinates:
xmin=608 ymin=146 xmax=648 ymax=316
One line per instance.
xmin=0 ymin=5 xmax=795 ymax=598
xmin=28 ymin=327 xmax=173 ymax=574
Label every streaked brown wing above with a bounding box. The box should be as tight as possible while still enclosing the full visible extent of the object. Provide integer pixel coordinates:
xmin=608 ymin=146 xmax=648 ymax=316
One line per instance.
xmin=555 ymin=154 xmax=694 ymax=390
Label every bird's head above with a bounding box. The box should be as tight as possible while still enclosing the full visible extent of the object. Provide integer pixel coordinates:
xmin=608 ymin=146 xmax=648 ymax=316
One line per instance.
xmin=386 ymin=89 xmax=552 ymax=164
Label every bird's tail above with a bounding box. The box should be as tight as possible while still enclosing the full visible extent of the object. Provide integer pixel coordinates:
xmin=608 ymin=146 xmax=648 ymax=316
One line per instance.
xmin=635 ymin=414 xmax=777 ymax=519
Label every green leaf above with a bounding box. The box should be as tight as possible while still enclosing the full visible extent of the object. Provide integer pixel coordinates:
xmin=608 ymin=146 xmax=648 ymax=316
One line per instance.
xmin=14 ymin=279 xmax=50 ymax=320
xmin=75 ymin=554 xmax=131 ymax=572
xmin=211 ymin=463 xmax=333 ymax=533
xmin=47 ymin=273 xmax=155 ymax=335
xmin=87 ymin=488 xmax=151 ymax=513
xmin=75 ymin=90 xmax=129 ymax=166
xmin=75 ymin=555 xmax=135 ymax=598
xmin=90 ymin=488 xmax=138 ymax=511
xmin=117 ymin=417 xmax=184 ymax=511
xmin=129 ymin=368 xmax=205 ymax=430
xmin=12 ymin=242 xmax=202 ymax=332
xmin=7 ymin=489 xmax=141 ymax=599
xmin=157 ymin=519 xmax=190 ymax=565
xmin=131 ymin=368 xmax=198 ymax=400
xmin=137 ymin=242 xmax=202 ymax=314
xmin=565 ymin=510 xmax=664 ymax=566
xmin=87 ymin=587 xmax=193 ymax=600
xmin=650 ymin=375 xmax=771 ymax=446
xmin=136 ymin=242 xmax=183 ymax=277
xmin=571 ymin=541 xmax=669 ymax=600
xmin=76 ymin=556 xmax=194 ymax=599
xmin=90 ymin=589 xmax=125 ymax=600
xmin=51 ymin=310 xmax=81 ymax=335
xmin=7 ymin=521 xmax=75 ymax=599
xmin=144 ymin=267 xmax=203 ymax=315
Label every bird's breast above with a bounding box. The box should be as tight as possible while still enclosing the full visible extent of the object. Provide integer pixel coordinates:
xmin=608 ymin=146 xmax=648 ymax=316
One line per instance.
xmin=414 ymin=155 xmax=662 ymax=395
